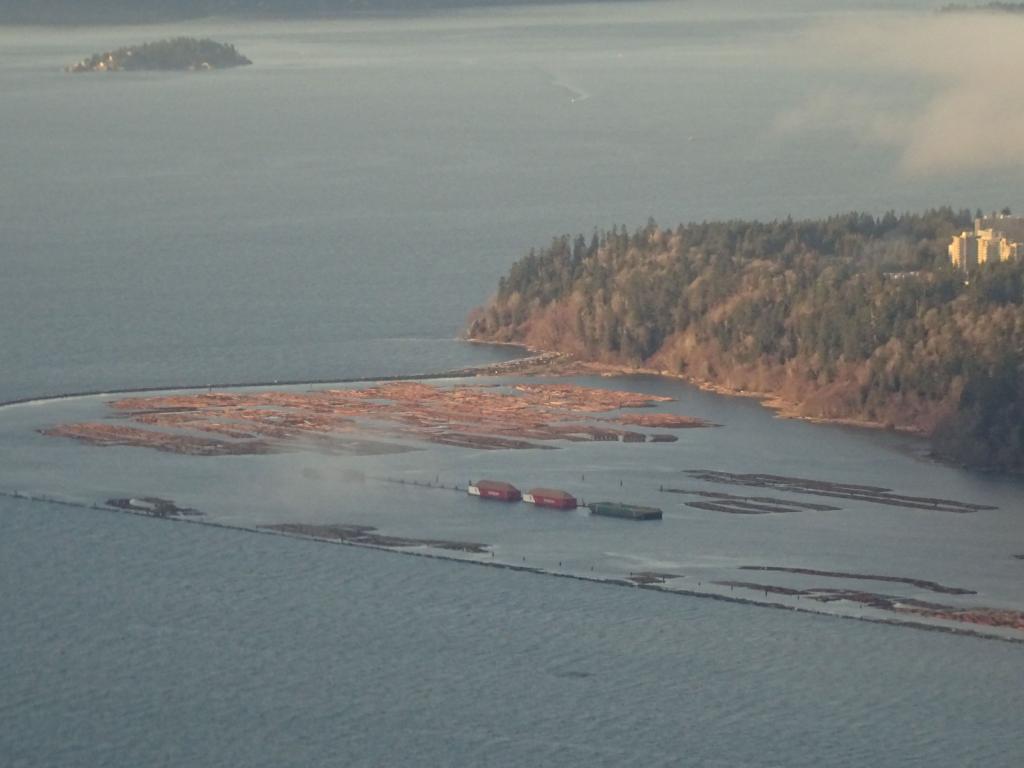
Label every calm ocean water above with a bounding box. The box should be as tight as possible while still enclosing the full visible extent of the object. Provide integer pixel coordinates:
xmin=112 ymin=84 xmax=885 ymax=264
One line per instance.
xmin=2 ymin=2 xmax=1023 ymax=765
xmin=2 ymin=496 xmax=1023 ymax=767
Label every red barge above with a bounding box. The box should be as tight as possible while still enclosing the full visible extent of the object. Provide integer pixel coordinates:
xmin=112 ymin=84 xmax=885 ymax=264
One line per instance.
xmin=467 ymin=480 xmax=521 ymax=502
xmin=523 ymin=488 xmax=578 ymax=510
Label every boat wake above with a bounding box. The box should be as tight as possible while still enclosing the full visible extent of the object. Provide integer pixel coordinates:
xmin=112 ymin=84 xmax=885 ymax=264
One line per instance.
xmin=536 ymin=67 xmax=590 ymax=103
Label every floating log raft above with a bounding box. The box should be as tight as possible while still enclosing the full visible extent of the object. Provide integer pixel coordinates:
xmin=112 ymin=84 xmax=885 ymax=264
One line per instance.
xmin=263 ymin=523 xmax=489 ymax=553
xmin=685 ymin=470 xmax=996 ymax=512
xmin=44 ymin=381 xmax=696 ymax=455
xmin=606 ymin=413 xmax=718 ymax=428
xmin=106 ymin=496 xmax=201 ymax=518
xmin=662 ymin=488 xmax=842 ymax=514
xmin=738 ymin=566 xmax=976 ymax=595
xmin=714 ymin=580 xmax=1024 ymax=630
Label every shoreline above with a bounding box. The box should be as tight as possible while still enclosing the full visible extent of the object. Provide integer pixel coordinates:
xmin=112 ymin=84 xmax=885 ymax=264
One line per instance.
xmin=1 ymin=341 xmax=1000 ymax=475
xmin=3 ymin=488 xmax=1021 ymax=646
xmin=465 ymin=338 xmax=932 ymax=435
xmin=0 ymin=339 xmax=919 ymax=438
xmin=472 ymin=340 xmax=1016 ymax=474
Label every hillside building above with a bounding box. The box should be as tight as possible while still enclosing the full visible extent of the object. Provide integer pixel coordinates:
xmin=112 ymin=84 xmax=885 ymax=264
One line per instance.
xmin=949 ymin=215 xmax=1024 ymax=270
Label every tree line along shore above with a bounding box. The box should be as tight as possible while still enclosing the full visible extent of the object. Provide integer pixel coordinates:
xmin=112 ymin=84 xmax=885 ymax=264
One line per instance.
xmin=466 ymin=209 xmax=1024 ymax=473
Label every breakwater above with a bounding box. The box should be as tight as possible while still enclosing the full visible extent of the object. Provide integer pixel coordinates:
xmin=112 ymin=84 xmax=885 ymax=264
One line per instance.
xmin=2 ymin=488 xmax=1020 ymax=646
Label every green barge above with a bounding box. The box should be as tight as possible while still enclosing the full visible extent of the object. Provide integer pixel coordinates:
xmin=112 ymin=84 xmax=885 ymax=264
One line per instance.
xmin=588 ymin=501 xmax=663 ymax=521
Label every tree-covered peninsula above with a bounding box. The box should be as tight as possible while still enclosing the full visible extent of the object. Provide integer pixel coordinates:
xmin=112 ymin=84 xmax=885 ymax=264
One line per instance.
xmin=467 ymin=210 xmax=1024 ymax=472
xmin=67 ymin=38 xmax=251 ymax=73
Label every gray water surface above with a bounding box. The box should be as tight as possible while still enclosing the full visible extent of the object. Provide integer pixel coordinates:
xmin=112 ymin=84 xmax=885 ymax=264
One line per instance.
xmin=3 ymin=496 xmax=1023 ymax=768
xmin=3 ymin=2 xmax=1024 ymax=765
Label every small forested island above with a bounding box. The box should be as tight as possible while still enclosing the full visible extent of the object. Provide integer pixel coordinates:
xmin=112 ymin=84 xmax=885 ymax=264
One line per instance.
xmin=66 ymin=37 xmax=251 ymax=73
xmin=468 ymin=209 xmax=1024 ymax=472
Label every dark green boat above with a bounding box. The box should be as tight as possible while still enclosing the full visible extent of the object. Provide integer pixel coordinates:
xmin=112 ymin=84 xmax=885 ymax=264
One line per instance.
xmin=588 ymin=501 xmax=663 ymax=521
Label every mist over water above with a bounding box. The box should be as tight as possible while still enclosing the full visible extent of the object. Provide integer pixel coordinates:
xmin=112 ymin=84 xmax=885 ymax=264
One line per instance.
xmin=2 ymin=2 xmax=1024 ymax=766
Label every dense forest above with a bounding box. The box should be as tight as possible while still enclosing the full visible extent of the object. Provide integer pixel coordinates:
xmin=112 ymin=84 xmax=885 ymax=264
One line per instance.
xmin=467 ymin=209 xmax=1024 ymax=472
xmin=0 ymin=0 xmax=598 ymax=24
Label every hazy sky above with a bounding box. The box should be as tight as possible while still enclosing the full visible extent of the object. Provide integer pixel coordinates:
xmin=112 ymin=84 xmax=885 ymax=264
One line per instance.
xmin=776 ymin=11 xmax=1024 ymax=177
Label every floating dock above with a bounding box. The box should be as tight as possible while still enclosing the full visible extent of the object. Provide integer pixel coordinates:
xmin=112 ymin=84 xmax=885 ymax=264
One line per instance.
xmin=588 ymin=501 xmax=663 ymax=520
xmin=523 ymin=488 xmax=578 ymax=510
xmin=467 ymin=480 xmax=522 ymax=502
